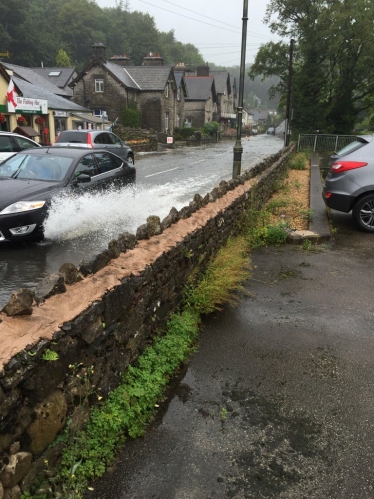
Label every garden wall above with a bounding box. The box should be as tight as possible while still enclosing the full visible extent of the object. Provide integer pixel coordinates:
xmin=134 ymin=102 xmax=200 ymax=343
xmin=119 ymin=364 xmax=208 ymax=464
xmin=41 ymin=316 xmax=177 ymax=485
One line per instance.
xmin=0 ymin=144 xmax=294 ymax=497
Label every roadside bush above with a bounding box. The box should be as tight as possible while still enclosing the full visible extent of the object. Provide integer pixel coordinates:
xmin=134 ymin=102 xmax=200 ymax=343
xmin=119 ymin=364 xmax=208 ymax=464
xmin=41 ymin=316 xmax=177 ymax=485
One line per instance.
xmin=121 ymin=103 xmax=142 ymax=128
xmin=289 ymin=152 xmax=308 ymax=170
xmin=174 ymin=127 xmax=197 ymax=140
xmin=201 ymin=121 xmax=219 ymax=136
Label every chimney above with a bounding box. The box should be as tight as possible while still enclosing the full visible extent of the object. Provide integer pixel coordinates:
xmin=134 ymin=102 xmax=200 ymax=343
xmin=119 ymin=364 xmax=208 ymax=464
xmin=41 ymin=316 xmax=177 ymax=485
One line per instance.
xmin=92 ymin=43 xmax=107 ymax=62
xmin=142 ymin=52 xmax=164 ymax=66
xmin=109 ymin=54 xmax=130 ymax=67
xmin=196 ymin=63 xmax=210 ymax=77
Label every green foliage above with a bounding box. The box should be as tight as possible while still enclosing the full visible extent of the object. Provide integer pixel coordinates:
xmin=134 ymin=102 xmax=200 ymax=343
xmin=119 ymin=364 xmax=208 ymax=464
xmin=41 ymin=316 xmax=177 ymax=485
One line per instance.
xmin=186 ymin=237 xmax=251 ymax=314
xmin=0 ymin=0 xmax=204 ymax=68
xmin=56 ymin=49 xmax=71 ymax=67
xmin=174 ymin=127 xmax=197 ymax=140
xmin=289 ymin=152 xmax=308 ymax=171
xmin=121 ymin=102 xmax=142 ymax=128
xmin=249 ymin=0 xmax=374 ymax=134
xmin=42 ymin=349 xmax=59 ymax=361
xmin=246 ymin=209 xmax=288 ymax=248
xmin=201 ymin=121 xmax=219 ymax=136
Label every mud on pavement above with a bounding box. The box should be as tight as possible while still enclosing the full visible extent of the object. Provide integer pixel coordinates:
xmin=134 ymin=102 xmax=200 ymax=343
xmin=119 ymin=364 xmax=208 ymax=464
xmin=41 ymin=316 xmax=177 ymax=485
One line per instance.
xmin=87 ymin=220 xmax=374 ymax=499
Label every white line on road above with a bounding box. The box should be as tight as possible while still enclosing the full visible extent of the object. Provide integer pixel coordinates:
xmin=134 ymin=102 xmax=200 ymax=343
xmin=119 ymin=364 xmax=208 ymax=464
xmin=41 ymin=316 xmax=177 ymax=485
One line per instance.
xmin=190 ymin=160 xmax=205 ymax=165
xmin=145 ymin=167 xmax=179 ymax=178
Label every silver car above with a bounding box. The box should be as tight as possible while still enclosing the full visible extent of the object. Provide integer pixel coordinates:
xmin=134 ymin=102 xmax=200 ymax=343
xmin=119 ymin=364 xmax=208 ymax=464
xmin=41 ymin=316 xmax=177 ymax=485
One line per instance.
xmin=323 ymin=135 xmax=374 ymax=232
xmin=54 ymin=130 xmax=134 ymax=164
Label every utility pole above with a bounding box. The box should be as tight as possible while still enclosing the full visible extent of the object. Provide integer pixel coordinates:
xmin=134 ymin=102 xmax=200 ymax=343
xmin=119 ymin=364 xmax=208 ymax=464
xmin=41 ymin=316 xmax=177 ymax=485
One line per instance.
xmin=232 ymin=0 xmax=249 ymax=179
xmin=284 ymin=39 xmax=294 ymax=147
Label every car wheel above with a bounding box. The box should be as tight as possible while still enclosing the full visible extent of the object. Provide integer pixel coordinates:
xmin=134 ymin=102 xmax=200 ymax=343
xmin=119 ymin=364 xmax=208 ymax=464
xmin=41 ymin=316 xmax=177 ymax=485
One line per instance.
xmin=126 ymin=155 xmax=134 ymax=165
xmin=352 ymin=194 xmax=374 ymax=232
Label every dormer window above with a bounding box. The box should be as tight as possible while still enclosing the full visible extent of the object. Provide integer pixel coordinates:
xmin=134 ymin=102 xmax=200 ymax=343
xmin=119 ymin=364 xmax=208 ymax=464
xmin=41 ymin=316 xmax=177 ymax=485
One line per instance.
xmin=95 ymin=79 xmax=104 ymax=92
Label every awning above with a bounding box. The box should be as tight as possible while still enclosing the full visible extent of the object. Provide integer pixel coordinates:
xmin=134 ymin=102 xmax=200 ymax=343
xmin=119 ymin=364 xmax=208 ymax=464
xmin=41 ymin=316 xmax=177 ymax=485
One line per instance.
xmin=71 ymin=113 xmax=109 ymax=124
xmin=13 ymin=126 xmax=40 ymax=137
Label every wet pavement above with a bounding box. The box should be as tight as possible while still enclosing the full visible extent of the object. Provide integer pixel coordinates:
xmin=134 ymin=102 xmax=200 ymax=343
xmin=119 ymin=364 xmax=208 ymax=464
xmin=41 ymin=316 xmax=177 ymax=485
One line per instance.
xmin=86 ymin=207 xmax=374 ymax=498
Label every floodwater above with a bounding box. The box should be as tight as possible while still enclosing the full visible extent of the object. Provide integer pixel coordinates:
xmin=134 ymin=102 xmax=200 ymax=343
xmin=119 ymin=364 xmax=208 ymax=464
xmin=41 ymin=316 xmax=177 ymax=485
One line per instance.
xmin=0 ymin=136 xmax=283 ymax=307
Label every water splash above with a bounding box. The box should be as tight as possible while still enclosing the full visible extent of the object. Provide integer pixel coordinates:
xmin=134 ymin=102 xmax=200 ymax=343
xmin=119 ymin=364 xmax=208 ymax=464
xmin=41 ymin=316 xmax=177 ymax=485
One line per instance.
xmin=43 ymin=174 xmax=220 ymax=245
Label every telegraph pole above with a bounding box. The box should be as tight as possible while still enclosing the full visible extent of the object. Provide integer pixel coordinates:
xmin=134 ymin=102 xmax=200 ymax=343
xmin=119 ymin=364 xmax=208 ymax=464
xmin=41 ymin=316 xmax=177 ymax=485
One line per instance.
xmin=284 ymin=39 xmax=294 ymax=147
xmin=232 ymin=0 xmax=249 ymax=179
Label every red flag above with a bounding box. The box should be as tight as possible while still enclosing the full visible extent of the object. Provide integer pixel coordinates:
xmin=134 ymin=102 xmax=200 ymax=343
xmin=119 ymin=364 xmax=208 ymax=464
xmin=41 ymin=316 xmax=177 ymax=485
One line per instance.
xmin=6 ymin=79 xmax=17 ymax=112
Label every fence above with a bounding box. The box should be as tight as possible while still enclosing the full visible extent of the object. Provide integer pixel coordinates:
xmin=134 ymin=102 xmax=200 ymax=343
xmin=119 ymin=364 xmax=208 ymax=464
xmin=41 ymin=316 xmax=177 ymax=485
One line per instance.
xmin=297 ymin=134 xmax=357 ymax=153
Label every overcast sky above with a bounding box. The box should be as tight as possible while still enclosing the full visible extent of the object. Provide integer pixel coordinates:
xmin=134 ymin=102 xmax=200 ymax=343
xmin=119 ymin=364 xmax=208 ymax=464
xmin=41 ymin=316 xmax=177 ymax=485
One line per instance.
xmin=94 ymin=0 xmax=280 ymax=66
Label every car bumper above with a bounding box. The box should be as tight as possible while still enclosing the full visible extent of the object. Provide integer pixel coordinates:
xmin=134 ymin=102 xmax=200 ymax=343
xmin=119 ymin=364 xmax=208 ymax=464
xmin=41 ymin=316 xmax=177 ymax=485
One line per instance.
xmin=0 ymin=210 xmax=45 ymax=242
xmin=322 ymin=189 xmax=354 ymax=212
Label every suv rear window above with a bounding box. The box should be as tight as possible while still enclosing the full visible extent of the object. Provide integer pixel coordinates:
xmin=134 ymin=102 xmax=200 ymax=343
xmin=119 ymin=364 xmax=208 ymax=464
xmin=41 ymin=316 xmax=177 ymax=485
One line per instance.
xmin=56 ymin=132 xmax=88 ymax=144
xmin=335 ymin=138 xmax=369 ymax=157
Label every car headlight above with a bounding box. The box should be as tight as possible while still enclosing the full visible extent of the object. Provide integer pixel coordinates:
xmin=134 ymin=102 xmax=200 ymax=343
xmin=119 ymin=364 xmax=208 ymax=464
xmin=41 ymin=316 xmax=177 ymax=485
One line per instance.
xmin=0 ymin=201 xmax=46 ymax=215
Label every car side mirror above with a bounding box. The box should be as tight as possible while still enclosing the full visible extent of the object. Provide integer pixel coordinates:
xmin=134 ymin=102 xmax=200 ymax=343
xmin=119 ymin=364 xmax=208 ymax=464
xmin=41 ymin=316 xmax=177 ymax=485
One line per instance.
xmin=72 ymin=173 xmax=91 ymax=184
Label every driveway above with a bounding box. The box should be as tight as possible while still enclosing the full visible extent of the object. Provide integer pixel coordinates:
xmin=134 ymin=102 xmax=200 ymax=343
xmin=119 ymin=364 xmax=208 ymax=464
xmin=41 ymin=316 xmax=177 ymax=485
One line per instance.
xmin=87 ymin=198 xmax=374 ymax=496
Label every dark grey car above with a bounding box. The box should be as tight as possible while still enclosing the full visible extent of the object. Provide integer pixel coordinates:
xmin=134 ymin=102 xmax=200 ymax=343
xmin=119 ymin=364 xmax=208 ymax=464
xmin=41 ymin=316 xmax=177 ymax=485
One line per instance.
xmin=54 ymin=130 xmax=134 ymax=164
xmin=323 ymin=135 xmax=374 ymax=232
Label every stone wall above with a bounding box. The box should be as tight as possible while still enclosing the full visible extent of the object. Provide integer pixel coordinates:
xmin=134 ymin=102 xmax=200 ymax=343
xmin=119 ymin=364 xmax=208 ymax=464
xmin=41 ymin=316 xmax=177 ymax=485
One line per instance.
xmin=0 ymin=145 xmax=294 ymax=496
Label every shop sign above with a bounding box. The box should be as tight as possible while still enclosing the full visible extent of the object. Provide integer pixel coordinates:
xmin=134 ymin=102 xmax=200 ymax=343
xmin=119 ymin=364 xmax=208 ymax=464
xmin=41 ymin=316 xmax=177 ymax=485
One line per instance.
xmin=11 ymin=97 xmax=48 ymax=114
xmin=53 ymin=111 xmax=68 ymax=118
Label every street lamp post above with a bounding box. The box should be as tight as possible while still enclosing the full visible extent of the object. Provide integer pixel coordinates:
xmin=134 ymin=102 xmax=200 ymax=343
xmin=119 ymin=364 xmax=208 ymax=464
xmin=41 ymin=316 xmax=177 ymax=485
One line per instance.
xmin=232 ymin=0 xmax=249 ymax=179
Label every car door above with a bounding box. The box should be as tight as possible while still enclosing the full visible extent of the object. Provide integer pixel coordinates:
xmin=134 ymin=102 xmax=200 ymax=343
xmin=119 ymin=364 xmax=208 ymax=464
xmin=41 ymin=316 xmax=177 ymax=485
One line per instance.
xmin=94 ymin=132 xmax=127 ymax=160
xmin=70 ymin=153 xmax=100 ymax=193
xmin=93 ymin=151 xmax=129 ymax=188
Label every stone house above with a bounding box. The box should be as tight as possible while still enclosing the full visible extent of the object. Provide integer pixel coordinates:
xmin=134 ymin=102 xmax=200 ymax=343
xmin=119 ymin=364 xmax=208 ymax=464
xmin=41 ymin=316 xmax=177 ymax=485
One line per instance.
xmin=210 ymin=70 xmax=236 ymax=130
xmin=70 ymin=44 xmax=187 ymax=133
xmin=184 ymin=68 xmax=218 ymax=128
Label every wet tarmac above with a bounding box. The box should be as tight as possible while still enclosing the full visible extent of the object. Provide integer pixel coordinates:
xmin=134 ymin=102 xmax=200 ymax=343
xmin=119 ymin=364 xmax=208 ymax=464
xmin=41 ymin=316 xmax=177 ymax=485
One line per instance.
xmin=85 ymin=209 xmax=374 ymax=498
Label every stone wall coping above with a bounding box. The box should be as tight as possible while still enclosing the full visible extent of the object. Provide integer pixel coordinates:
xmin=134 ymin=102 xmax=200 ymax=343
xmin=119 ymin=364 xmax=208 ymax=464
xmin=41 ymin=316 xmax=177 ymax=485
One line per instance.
xmin=0 ymin=176 xmax=260 ymax=369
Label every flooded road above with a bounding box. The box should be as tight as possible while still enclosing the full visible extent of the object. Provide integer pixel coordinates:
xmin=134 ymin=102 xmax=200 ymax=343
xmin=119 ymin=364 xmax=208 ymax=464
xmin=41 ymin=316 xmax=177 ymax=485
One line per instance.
xmin=0 ymin=135 xmax=283 ymax=307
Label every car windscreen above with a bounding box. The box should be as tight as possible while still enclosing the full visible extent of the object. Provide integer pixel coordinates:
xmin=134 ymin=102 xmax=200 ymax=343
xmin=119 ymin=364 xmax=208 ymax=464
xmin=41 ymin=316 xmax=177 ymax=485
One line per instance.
xmin=56 ymin=132 xmax=88 ymax=144
xmin=0 ymin=153 xmax=74 ymax=181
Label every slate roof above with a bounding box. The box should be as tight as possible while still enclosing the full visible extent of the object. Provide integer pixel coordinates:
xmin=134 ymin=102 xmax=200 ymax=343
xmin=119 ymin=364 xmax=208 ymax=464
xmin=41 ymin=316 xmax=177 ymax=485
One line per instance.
xmin=3 ymin=63 xmax=71 ymax=98
xmin=210 ymin=71 xmax=231 ymax=95
xmin=103 ymin=62 xmax=140 ymax=90
xmin=12 ymin=77 xmax=88 ymax=111
xmin=31 ymin=67 xmax=77 ymax=96
xmin=124 ymin=66 xmax=173 ymax=91
xmin=184 ymin=76 xmax=216 ymax=101
xmin=174 ymin=70 xmax=184 ymax=89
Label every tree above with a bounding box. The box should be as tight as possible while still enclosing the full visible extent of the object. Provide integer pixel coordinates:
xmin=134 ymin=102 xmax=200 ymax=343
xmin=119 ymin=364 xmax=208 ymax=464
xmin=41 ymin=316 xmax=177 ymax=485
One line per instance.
xmin=56 ymin=49 xmax=71 ymax=67
xmin=249 ymin=0 xmax=374 ymax=134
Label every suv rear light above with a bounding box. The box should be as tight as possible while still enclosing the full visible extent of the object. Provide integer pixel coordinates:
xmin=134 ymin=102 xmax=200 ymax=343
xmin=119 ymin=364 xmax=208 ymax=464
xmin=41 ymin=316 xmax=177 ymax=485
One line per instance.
xmin=87 ymin=134 xmax=94 ymax=148
xmin=331 ymin=161 xmax=367 ymax=173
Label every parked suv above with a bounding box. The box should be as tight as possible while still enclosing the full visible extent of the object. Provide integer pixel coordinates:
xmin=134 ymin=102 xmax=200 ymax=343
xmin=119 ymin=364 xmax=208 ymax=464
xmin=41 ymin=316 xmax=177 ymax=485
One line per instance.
xmin=0 ymin=132 xmax=41 ymax=163
xmin=267 ymin=127 xmax=275 ymax=135
xmin=323 ymin=135 xmax=374 ymax=232
xmin=54 ymin=130 xmax=134 ymax=164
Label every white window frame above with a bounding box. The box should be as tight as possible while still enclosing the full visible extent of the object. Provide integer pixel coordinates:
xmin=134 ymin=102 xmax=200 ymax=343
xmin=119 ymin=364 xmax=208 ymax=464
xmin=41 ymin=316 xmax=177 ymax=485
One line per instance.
xmin=177 ymin=88 xmax=181 ymax=101
xmin=165 ymin=84 xmax=169 ymax=98
xmin=95 ymin=79 xmax=104 ymax=93
xmin=165 ymin=112 xmax=169 ymax=132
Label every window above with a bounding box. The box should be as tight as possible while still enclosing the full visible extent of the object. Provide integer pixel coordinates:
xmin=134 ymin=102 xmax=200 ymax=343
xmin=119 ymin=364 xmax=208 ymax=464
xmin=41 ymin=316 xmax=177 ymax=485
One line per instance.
xmin=95 ymin=79 xmax=104 ymax=92
xmin=165 ymin=84 xmax=169 ymax=98
xmin=177 ymin=88 xmax=181 ymax=101
xmin=49 ymin=71 xmax=61 ymax=77
xmin=177 ymin=114 xmax=180 ymax=128
xmin=93 ymin=109 xmax=106 ymax=117
xmin=165 ymin=113 xmax=169 ymax=132
xmin=74 ymin=154 xmax=97 ymax=177
xmin=95 ymin=152 xmax=122 ymax=174
xmin=16 ymin=137 xmax=40 ymax=151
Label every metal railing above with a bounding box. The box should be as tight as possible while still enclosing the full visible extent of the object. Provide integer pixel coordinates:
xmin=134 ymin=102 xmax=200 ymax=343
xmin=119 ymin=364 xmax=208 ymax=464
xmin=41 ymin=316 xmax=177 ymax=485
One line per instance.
xmin=297 ymin=134 xmax=357 ymax=153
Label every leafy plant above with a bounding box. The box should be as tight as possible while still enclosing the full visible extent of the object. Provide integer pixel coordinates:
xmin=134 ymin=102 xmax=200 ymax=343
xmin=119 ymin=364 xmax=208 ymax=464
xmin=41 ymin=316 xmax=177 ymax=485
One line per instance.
xmin=289 ymin=152 xmax=308 ymax=170
xmin=42 ymin=349 xmax=59 ymax=361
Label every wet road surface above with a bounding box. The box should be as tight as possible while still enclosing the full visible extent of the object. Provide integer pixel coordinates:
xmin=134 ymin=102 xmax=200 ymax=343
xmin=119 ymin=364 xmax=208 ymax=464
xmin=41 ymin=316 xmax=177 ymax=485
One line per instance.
xmin=86 ymin=209 xmax=374 ymax=498
xmin=0 ymin=135 xmax=282 ymax=308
